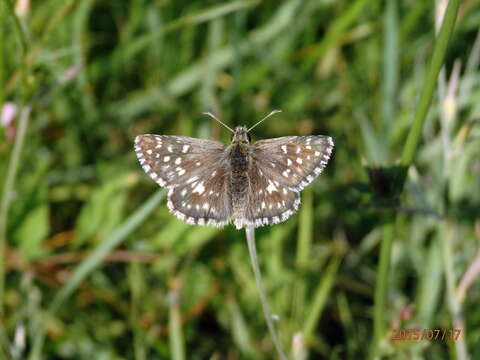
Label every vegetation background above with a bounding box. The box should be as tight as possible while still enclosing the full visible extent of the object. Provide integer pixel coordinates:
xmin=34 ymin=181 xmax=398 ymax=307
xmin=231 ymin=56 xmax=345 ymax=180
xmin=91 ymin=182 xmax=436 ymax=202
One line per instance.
xmin=0 ymin=0 xmax=479 ymax=359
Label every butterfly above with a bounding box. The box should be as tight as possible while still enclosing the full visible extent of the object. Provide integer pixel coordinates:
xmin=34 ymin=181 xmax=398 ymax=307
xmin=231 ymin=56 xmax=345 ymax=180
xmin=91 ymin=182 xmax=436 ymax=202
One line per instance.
xmin=134 ymin=111 xmax=334 ymax=229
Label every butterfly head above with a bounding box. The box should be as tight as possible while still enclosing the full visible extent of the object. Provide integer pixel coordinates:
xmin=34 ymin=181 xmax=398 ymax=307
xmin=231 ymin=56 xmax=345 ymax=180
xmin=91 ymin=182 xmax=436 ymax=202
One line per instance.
xmin=231 ymin=126 xmax=251 ymax=144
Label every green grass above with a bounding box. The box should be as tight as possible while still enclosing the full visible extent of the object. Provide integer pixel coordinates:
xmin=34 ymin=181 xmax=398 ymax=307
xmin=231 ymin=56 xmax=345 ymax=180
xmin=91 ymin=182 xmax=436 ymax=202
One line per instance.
xmin=1 ymin=0 xmax=480 ymax=359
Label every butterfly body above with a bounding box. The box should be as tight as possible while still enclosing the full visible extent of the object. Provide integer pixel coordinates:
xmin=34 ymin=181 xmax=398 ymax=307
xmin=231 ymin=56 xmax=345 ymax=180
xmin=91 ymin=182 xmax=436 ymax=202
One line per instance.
xmin=135 ymin=123 xmax=333 ymax=229
xmin=228 ymin=126 xmax=252 ymax=227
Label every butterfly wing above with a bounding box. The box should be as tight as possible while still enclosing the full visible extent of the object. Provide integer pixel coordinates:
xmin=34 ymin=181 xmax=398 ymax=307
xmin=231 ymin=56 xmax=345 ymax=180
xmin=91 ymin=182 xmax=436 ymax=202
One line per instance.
xmin=135 ymin=135 xmax=232 ymax=226
xmin=243 ymin=135 xmax=333 ymax=227
xmin=243 ymin=159 xmax=301 ymax=227
xmin=252 ymin=135 xmax=334 ymax=191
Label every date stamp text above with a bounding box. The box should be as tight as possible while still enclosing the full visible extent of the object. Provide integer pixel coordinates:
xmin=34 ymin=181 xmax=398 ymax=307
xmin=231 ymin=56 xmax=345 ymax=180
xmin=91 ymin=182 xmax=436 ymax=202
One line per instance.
xmin=391 ymin=328 xmax=462 ymax=342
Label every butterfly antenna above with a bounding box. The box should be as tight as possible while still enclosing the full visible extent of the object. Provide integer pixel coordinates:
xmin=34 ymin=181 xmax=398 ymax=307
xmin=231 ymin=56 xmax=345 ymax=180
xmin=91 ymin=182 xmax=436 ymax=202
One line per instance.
xmin=202 ymin=112 xmax=234 ymax=133
xmin=247 ymin=109 xmax=282 ymax=132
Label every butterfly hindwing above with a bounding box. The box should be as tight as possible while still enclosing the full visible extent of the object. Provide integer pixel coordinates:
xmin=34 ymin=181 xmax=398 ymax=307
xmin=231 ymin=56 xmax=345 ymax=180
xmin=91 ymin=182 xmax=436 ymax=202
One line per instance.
xmin=244 ymin=159 xmax=301 ymax=227
xmin=167 ymin=165 xmax=232 ymax=226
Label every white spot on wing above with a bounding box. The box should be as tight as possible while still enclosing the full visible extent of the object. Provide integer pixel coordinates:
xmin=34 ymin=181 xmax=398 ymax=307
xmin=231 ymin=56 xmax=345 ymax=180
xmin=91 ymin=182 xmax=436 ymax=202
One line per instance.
xmin=182 ymin=145 xmax=190 ymax=153
xmin=296 ymin=158 xmax=303 ymax=164
xmin=163 ymin=156 xmax=170 ymax=162
xmin=175 ymin=157 xmax=182 ymax=165
xmin=187 ymin=176 xmax=198 ymax=184
xmin=281 ymin=145 xmax=287 ymax=153
xmin=266 ymin=180 xmax=277 ymax=194
xmin=192 ymin=182 xmax=205 ymax=195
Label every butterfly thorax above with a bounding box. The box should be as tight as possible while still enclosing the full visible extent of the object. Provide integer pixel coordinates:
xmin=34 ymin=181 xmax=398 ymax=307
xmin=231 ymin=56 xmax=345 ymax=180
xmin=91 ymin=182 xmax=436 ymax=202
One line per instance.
xmin=228 ymin=126 xmax=251 ymax=226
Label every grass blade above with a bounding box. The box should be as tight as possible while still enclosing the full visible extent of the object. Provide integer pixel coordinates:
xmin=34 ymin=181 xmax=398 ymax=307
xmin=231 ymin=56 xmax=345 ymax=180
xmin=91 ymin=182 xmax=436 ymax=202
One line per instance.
xmin=401 ymin=0 xmax=461 ymax=166
xmin=28 ymin=189 xmax=166 ymax=359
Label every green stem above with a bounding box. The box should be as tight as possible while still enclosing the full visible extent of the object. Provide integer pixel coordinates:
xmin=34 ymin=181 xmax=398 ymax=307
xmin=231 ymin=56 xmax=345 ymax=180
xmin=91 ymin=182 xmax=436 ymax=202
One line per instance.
xmin=401 ymin=0 xmax=461 ymax=166
xmin=370 ymin=222 xmax=394 ymax=359
xmin=441 ymin=221 xmax=469 ymax=360
xmin=245 ymin=226 xmax=287 ymax=360
xmin=303 ymin=255 xmax=341 ymax=339
xmin=0 ymin=106 xmax=31 ymax=317
xmin=169 ymin=278 xmax=186 ymax=360
xmin=295 ymin=187 xmax=313 ymax=269
xmin=0 ymin=0 xmax=31 ymax=320
xmin=381 ymin=0 xmax=398 ymax=135
xmin=292 ymin=187 xmax=313 ymax=324
xmin=2 ymin=0 xmax=28 ymax=54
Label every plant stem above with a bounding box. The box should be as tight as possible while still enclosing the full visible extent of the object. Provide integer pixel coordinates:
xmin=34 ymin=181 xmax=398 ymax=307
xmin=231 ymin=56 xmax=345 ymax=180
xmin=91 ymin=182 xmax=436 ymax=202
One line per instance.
xmin=0 ymin=106 xmax=31 ymax=317
xmin=245 ymin=225 xmax=287 ymax=360
xmin=401 ymin=0 xmax=461 ymax=166
xmin=0 ymin=0 xmax=31 ymax=320
xmin=292 ymin=187 xmax=313 ymax=324
xmin=441 ymin=221 xmax=469 ymax=360
xmin=370 ymin=221 xmax=394 ymax=359
xmin=169 ymin=277 xmax=186 ymax=360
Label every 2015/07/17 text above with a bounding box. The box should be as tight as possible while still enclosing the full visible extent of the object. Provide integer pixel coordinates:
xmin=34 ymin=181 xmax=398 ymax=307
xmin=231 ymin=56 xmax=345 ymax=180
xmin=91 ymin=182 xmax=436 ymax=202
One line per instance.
xmin=391 ymin=328 xmax=462 ymax=342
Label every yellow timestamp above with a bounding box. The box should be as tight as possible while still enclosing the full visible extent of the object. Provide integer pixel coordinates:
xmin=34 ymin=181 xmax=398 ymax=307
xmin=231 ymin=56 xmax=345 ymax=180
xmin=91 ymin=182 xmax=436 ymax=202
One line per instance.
xmin=391 ymin=328 xmax=462 ymax=342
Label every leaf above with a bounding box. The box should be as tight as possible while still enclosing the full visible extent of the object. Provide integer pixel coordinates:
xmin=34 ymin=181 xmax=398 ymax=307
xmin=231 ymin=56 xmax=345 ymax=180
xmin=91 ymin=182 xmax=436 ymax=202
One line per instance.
xmin=14 ymin=205 xmax=50 ymax=260
xmin=73 ymin=176 xmax=130 ymax=247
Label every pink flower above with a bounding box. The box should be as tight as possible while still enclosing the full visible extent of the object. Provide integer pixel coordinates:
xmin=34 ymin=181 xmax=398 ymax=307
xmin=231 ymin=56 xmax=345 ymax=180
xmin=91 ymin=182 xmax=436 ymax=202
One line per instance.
xmin=1 ymin=102 xmax=17 ymax=127
xmin=1 ymin=102 xmax=18 ymax=141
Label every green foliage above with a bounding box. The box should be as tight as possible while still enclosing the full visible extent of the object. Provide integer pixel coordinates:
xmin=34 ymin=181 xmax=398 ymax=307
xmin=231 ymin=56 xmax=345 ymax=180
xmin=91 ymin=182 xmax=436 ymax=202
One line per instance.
xmin=1 ymin=0 xmax=480 ymax=359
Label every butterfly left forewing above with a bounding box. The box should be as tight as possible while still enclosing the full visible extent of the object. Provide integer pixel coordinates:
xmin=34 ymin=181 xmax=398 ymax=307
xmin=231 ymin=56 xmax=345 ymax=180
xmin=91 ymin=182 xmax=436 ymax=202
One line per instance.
xmin=135 ymin=134 xmax=232 ymax=226
xmin=134 ymin=135 xmax=225 ymax=188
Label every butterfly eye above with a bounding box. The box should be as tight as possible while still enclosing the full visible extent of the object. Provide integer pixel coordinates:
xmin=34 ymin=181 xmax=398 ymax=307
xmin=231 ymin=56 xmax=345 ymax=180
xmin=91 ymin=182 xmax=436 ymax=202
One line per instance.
xmin=247 ymin=133 xmax=251 ymax=142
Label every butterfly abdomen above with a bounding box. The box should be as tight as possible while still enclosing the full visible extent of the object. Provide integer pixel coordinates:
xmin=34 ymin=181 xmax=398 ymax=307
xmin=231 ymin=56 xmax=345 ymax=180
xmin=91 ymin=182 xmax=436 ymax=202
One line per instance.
xmin=228 ymin=144 xmax=250 ymax=227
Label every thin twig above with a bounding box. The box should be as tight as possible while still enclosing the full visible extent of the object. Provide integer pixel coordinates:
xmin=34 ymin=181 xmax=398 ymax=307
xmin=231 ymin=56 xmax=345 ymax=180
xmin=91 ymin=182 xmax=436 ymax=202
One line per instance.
xmin=245 ymin=225 xmax=287 ymax=360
